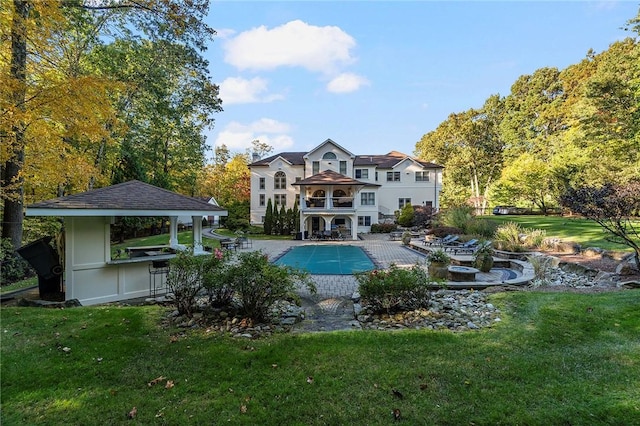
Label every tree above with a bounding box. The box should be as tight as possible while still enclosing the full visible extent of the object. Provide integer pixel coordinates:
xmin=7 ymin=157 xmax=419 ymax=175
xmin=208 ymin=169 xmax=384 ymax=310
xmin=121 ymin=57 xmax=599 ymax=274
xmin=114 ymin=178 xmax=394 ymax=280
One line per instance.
xmin=248 ymin=139 xmax=273 ymax=161
xmin=493 ymin=152 xmax=557 ymax=213
xmin=279 ymin=204 xmax=288 ymax=235
xmin=292 ymin=200 xmax=300 ymax=233
xmin=397 ymin=203 xmax=414 ymax=227
xmin=560 ymin=182 xmax=640 ymax=269
xmin=415 ymin=95 xmax=505 ymax=213
xmin=197 ymin=149 xmax=250 ymax=206
xmin=1 ymin=0 xmax=218 ymax=247
xmin=263 ymin=198 xmax=273 ymax=235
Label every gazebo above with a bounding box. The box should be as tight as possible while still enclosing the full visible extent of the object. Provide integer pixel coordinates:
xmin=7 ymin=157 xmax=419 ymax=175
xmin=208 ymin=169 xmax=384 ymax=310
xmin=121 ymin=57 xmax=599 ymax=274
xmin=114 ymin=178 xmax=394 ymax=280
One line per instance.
xmin=25 ymin=180 xmax=227 ymax=306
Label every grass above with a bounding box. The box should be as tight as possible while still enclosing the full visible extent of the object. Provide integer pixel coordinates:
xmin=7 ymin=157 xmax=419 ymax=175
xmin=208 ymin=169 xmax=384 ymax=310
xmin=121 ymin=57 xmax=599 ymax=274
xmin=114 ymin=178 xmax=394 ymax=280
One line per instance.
xmin=481 ymin=215 xmax=634 ymax=251
xmin=0 ymin=276 xmax=37 ymax=295
xmin=2 ymin=291 xmax=639 ymax=425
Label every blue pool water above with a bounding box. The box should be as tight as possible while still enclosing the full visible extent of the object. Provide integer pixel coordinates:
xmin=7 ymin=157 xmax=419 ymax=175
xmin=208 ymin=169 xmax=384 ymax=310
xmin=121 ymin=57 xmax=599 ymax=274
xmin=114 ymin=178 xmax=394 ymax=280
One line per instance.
xmin=273 ymin=245 xmax=376 ymax=275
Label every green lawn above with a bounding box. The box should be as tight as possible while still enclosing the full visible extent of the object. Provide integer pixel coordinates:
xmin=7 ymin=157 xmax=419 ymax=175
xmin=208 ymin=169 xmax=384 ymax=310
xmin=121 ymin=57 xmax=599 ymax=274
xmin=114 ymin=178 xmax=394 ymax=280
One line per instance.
xmin=481 ymin=215 xmax=634 ymax=251
xmin=2 ymin=291 xmax=639 ymax=425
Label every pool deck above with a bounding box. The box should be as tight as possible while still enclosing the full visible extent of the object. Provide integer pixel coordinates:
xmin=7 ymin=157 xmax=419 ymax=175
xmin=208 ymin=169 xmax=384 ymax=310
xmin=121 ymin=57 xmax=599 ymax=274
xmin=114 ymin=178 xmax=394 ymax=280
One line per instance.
xmin=238 ymin=234 xmax=533 ymax=299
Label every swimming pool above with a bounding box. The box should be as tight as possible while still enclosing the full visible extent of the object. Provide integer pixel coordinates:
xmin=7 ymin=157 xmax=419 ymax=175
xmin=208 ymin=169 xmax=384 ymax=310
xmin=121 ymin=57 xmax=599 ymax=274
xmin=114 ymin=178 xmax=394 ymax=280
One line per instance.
xmin=273 ymin=245 xmax=376 ymax=275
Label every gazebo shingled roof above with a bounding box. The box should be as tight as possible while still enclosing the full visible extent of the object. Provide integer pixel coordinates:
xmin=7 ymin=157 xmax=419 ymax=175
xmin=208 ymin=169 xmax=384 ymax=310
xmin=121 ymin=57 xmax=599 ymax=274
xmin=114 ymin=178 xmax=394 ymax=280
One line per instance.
xmin=26 ymin=180 xmax=227 ymax=217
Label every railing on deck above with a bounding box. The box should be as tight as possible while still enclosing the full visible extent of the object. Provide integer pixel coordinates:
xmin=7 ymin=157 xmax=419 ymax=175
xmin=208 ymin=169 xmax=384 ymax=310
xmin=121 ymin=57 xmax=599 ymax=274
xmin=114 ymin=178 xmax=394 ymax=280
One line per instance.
xmin=305 ymin=197 xmax=354 ymax=209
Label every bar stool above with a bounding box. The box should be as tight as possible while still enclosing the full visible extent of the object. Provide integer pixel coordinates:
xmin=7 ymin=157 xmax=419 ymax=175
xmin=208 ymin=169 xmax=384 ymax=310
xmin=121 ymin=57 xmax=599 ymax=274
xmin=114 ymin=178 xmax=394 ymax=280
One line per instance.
xmin=149 ymin=260 xmax=170 ymax=297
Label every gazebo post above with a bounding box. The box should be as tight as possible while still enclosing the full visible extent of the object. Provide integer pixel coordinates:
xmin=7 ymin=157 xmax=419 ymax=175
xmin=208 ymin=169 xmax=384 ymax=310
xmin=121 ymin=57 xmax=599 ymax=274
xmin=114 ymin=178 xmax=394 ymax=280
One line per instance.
xmin=169 ymin=216 xmax=180 ymax=248
xmin=192 ymin=215 xmax=205 ymax=254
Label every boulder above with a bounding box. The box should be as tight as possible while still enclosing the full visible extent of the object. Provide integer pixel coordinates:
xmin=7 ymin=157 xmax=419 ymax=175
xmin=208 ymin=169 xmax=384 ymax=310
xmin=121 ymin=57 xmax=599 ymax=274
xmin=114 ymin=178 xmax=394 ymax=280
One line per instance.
xmin=582 ymin=247 xmax=604 ymax=258
xmin=616 ymin=261 xmax=639 ymax=276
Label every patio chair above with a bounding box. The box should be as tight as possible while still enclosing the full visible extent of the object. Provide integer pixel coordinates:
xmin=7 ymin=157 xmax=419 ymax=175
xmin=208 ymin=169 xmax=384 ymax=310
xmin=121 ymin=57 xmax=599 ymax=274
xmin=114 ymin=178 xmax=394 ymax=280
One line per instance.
xmin=236 ymin=236 xmax=253 ymax=249
xmin=444 ymin=238 xmax=478 ymax=254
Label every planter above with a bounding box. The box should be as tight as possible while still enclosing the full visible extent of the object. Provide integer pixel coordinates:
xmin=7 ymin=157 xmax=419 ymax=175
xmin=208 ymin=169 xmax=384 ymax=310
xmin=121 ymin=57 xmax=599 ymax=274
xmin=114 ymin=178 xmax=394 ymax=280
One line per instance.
xmin=428 ymin=261 xmax=449 ymax=279
xmin=474 ymin=254 xmax=494 ymax=272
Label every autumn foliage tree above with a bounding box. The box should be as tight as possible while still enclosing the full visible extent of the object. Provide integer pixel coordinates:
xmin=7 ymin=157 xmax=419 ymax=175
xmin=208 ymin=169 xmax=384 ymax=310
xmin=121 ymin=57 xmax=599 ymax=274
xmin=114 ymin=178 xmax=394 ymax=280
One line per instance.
xmin=560 ymin=182 xmax=640 ymax=269
xmin=1 ymin=0 xmax=219 ymax=248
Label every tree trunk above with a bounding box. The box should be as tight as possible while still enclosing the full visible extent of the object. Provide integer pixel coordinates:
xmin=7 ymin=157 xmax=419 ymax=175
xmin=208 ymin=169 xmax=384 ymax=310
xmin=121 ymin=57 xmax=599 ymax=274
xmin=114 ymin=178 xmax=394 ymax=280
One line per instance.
xmin=2 ymin=0 xmax=30 ymax=249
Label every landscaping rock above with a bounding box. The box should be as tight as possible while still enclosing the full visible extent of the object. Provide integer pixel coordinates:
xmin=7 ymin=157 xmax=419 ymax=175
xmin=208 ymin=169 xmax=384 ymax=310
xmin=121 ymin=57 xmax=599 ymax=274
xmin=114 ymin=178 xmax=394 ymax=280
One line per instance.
xmin=582 ymin=247 xmax=604 ymax=257
xmin=616 ymin=261 xmax=639 ymax=276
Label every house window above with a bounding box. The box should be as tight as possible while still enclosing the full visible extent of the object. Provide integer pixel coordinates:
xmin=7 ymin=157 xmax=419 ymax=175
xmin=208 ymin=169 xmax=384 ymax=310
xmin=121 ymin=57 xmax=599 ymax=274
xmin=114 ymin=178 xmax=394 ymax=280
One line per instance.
xmin=361 ymin=192 xmax=375 ymax=206
xmin=415 ymin=171 xmax=430 ymax=182
xmin=312 ymin=161 xmax=320 ymax=174
xmin=274 ymin=171 xmax=286 ymax=189
xmin=355 ymin=169 xmax=369 ymax=179
xmin=274 ymin=194 xmax=286 ymax=206
xmin=259 ymin=194 xmax=265 ymax=206
xmin=323 ymin=152 xmax=337 ymax=159
xmin=358 ymin=216 xmax=371 ymax=226
xmin=375 ymin=171 xmax=378 ymax=181
xmin=295 ymin=176 xmax=302 ymax=182
xmin=295 ymin=194 xmax=300 ymax=205
xmin=259 ymin=177 xmax=265 ymax=189
xmin=399 ymin=198 xmax=411 ymax=209
xmin=386 ymin=171 xmax=401 ymax=182
xmin=339 ymin=161 xmax=347 ymax=174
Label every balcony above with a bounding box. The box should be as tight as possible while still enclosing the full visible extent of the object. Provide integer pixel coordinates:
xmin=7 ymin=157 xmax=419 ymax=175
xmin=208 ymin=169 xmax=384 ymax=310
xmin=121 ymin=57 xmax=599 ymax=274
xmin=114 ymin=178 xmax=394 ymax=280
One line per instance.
xmin=304 ymin=196 xmax=354 ymax=211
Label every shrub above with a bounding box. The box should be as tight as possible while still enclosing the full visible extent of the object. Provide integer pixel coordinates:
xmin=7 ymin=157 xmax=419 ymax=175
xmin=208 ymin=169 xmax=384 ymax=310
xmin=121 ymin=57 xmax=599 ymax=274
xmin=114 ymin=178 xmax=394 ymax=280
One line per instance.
xmin=0 ymin=238 xmax=35 ymax=285
xmin=441 ymin=206 xmax=475 ymax=232
xmin=527 ymin=255 xmax=554 ymax=287
xmin=202 ymin=248 xmax=233 ymax=307
xmin=401 ymin=231 xmax=412 ymax=245
xmin=427 ymin=226 xmax=462 ymax=239
xmin=493 ymin=222 xmax=548 ymax=252
xmin=524 ymin=229 xmax=547 ymax=249
xmin=356 ymin=264 xmax=431 ymax=314
xmin=493 ymin=222 xmax=526 ymax=252
xmin=167 ymin=250 xmax=208 ymax=317
xmin=465 ymin=218 xmax=498 ymax=238
xmin=426 ymin=249 xmax=450 ymax=264
xmin=225 ymin=218 xmax=250 ymax=232
xmin=370 ymin=223 xmax=398 ymax=234
xmin=223 ymin=251 xmax=315 ymax=322
xmin=397 ymin=204 xmax=415 ymax=227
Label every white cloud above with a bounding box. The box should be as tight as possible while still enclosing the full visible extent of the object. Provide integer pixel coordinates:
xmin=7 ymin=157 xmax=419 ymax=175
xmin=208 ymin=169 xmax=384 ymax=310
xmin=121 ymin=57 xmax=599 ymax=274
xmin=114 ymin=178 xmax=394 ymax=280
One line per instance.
xmin=219 ymin=77 xmax=284 ymax=105
xmin=326 ymin=73 xmax=370 ymax=93
xmin=214 ymin=119 xmax=294 ymax=151
xmin=215 ymin=28 xmax=236 ymax=39
xmin=223 ymin=20 xmax=356 ymax=73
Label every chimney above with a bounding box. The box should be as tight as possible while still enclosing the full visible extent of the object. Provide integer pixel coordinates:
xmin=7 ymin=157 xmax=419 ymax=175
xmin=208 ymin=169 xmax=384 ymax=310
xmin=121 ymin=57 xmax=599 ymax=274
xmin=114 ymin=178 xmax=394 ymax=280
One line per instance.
xmin=251 ymin=152 xmax=260 ymax=163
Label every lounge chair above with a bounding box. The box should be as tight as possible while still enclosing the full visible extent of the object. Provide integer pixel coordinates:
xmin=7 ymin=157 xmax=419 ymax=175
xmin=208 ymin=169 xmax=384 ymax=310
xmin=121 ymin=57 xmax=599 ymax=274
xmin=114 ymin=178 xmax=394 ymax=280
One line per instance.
xmin=423 ymin=234 xmax=457 ymax=246
xmin=452 ymin=240 xmax=492 ymax=255
xmin=444 ymin=238 xmax=478 ymax=254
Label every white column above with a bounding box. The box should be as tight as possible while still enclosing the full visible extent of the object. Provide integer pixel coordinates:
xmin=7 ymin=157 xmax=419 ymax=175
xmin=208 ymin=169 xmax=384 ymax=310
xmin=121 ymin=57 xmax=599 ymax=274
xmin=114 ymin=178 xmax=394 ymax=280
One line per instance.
xmin=192 ymin=215 xmax=204 ymax=254
xmin=351 ymin=214 xmax=358 ymax=240
xmin=169 ymin=217 xmax=180 ymax=248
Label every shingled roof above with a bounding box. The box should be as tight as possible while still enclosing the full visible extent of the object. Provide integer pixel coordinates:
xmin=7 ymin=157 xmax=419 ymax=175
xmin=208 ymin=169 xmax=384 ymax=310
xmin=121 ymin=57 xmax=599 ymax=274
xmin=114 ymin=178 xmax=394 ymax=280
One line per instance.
xmin=250 ymin=152 xmax=306 ymax=166
xmin=354 ymin=151 xmax=443 ymax=169
xmin=291 ymin=170 xmax=377 ymax=186
xmin=26 ymin=180 xmax=228 ymax=217
xmin=250 ymin=149 xmax=442 ymax=170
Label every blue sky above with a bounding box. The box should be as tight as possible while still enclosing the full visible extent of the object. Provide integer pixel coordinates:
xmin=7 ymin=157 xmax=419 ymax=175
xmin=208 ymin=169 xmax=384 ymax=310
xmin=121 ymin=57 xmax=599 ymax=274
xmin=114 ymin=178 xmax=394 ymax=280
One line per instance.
xmin=204 ymin=1 xmax=638 ymax=158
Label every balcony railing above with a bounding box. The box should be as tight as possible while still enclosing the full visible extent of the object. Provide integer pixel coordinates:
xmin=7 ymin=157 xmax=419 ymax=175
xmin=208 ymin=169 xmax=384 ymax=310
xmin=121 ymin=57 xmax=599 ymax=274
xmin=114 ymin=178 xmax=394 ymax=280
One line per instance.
xmin=304 ymin=197 xmax=354 ymax=209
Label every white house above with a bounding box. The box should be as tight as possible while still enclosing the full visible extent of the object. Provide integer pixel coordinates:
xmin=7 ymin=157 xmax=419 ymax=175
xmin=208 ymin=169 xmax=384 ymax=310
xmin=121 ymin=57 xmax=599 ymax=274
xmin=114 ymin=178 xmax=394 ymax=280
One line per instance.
xmin=249 ymin=139 xmax=444 ymax=240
